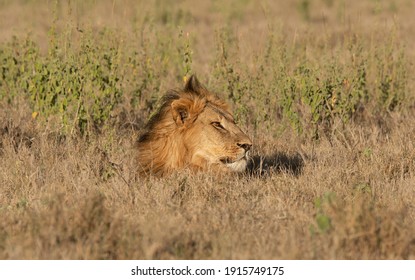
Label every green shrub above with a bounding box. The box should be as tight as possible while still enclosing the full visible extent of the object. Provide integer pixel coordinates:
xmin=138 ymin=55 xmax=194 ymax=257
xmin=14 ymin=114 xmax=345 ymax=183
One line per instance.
xmin=27 ymin=32 xmax=122 ymax=135
xmin=0 ymin=10 xmax=409 ymax=140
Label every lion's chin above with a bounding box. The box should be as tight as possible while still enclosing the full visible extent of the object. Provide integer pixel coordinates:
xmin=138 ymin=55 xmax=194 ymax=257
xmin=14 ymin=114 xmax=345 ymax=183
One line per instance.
xmin=224 ymin=158 xmax=248 ymax=172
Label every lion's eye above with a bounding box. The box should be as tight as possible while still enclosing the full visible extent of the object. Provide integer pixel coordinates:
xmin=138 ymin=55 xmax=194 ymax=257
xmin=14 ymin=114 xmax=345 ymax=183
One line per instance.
xmin=211 ymin=122 xmax=225 ymax=130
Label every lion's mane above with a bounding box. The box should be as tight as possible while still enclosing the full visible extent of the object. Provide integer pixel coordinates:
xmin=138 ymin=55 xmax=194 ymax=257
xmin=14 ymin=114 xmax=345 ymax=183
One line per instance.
xmin=136 ymin=76 xmax=229 ymax=176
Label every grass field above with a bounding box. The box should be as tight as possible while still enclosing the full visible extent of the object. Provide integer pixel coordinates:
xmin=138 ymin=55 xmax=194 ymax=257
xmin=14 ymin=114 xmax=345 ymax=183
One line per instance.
xmin=0 ymin=0 xmax=414 ymax=259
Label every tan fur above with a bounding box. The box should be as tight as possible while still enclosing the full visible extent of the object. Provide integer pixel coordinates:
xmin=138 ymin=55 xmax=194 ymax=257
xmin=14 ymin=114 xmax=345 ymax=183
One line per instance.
xmin=137 ymin=75 xmax=252 ymax=176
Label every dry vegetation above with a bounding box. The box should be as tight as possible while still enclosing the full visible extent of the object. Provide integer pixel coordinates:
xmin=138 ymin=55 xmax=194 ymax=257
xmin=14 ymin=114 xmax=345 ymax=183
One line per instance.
xmin=0 ymin=0 xmax=414 ymax=259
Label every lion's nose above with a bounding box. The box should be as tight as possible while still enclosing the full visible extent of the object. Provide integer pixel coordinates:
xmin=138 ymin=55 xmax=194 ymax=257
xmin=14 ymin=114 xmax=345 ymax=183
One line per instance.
xmin=237 ymin=142 xmax=252 ymax=152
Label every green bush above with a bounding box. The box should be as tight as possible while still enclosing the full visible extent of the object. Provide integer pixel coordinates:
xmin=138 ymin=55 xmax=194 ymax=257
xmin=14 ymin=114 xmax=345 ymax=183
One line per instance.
xmin=26 ymin=31 xmax=122 ymax=135
xmin=0 ymin=15 xmax=409 ymax=140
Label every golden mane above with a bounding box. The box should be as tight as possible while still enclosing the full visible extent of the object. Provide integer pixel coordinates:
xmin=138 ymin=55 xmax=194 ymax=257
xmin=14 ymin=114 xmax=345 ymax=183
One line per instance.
xmin=137 ymin=75 xmax=251 ymax=176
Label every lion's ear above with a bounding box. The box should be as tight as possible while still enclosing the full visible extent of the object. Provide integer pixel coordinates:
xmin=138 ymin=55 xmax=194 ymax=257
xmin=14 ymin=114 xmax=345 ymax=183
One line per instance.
xmin=171 ymin=99 xmax=192 ymax=126
xmin=184 ymin=75 xmax=204 ymax=94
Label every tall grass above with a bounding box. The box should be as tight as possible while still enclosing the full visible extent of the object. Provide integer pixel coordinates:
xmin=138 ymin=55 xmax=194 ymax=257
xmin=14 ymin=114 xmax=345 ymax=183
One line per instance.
xmin=0 ymin=0 xmax=414 ymax=259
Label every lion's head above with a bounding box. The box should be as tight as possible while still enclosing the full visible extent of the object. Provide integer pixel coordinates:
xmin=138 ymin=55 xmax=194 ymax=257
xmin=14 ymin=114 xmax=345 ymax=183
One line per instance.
xmin=137 ymin=75 xmax=252 ymax=176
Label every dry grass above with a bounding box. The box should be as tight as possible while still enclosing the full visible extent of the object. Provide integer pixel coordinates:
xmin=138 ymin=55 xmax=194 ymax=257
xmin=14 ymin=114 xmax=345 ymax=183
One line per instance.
xmin=1 ymin=105 xmax=414 ymax=259
xmin=1 ymin=0 xmax=415 ymax=259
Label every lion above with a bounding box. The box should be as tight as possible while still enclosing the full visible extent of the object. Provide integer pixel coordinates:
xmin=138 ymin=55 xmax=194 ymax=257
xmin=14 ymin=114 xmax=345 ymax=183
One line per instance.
xmin=137 ymin=75 xmax=252 ymax=176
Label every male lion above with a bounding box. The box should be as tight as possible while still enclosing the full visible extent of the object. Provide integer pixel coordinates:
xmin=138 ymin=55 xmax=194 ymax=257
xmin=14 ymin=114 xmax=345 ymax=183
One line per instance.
xmin=137 ymin=75 xmax=252 ymax=176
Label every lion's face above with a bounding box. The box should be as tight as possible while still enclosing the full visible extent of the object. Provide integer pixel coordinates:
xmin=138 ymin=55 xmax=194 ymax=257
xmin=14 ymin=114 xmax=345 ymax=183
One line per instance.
xmin=184 ymin=104 xmax=252 ymax=172
xmin=137 ymin=75 xmax=252 ymax=175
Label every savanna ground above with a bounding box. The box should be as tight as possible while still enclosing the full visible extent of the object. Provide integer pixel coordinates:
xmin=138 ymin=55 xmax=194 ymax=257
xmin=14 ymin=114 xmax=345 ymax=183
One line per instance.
xmin=0 ymin=0 xmax=414 ymax=259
